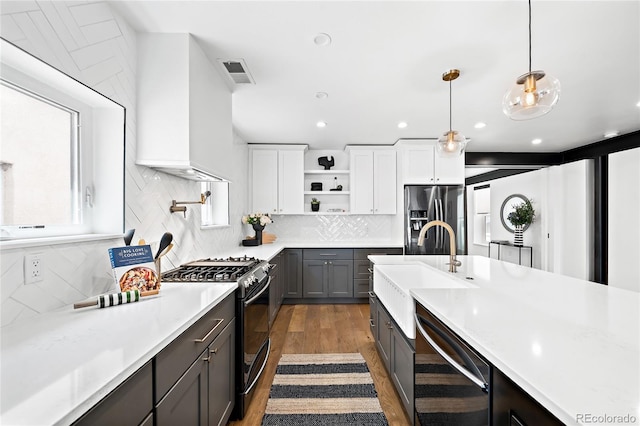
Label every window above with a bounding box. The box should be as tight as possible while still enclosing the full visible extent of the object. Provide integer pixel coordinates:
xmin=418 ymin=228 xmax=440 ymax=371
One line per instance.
xmin=1 ymin=81 xmax=81 ymax=233
xmin=201 ymin=181 xmax=229 ymax=227
xmin=1 ymin=38 xmax=124 ymax=243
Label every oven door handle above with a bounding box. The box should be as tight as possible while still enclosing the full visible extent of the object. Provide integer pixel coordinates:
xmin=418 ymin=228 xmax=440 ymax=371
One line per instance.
xmin=242 ymin=338 xmax=271 ymax=395
xmin=244 ymin=276 xmax=271 ymax=307
xmin=414 ymin=313 xmax=488 ymax=392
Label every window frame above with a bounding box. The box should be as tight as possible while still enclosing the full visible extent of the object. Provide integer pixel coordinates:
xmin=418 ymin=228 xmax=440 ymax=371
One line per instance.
xmin=0 ymin=38 xmax=124 ymax=246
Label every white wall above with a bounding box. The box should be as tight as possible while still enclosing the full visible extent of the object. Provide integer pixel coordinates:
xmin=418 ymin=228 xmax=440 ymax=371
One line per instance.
xmin=608 ymin=147 xmax=640 ymax=292
xmin=545 ymin=160 xmax=594 ymax=280
xmin=0 ymin=1 xmax=249 ymax=327
xmin=466 ymin=160 xmax=594 ymax=280
xmin=488 ymin=169 xmax=547 ymax=269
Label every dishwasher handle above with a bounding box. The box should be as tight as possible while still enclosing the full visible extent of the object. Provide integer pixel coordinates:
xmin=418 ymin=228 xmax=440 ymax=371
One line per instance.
xmin=415 ymin=313 xmax=489 ymax=393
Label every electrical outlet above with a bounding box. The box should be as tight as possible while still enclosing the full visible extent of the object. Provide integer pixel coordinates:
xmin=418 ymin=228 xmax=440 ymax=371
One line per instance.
xmin=24 ymin=254 xmax=43 ymax=284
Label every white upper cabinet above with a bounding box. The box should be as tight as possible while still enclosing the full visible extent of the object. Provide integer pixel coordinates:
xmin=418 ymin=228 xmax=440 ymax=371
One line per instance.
xmin=250 ymin=145 xmax=306 ymax=214
xmin=349 ymin=148 xmax=397 ymax=214
xmin=397 ymin=139 xmax=465 ymax=185
xmin=137 ymin=34 xmax=232 ymax=181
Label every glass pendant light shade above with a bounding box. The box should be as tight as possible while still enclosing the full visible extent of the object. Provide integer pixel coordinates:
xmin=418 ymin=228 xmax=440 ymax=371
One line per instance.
xmin=503 ymin=0 xmax=560 ymax=120
xmin=502 ymin=70 xmax=561 ymax=120
xmin=437 ymin=130 xmax=467 ymax=156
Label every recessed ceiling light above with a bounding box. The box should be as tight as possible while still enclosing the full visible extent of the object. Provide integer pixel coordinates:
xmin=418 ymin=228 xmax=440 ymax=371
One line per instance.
xmin=314 ymin=33 xmax=332 ymax=46
xmin=531 ymin=138 xmax=542 ymax=145
xmin=315 ymin=92 xmax=328 ymax=99
xmin=604 ymin=131 xmax=619 ymax=139
xmin=636 ymin=101 xmax=640 ymax=107
xmin=316 ymin=121 xmax=327 ymax=128
xmin=474 ymin=122 xmax=486 ymax=129
xmin=397 ymin=122 xmax=408 ymax=129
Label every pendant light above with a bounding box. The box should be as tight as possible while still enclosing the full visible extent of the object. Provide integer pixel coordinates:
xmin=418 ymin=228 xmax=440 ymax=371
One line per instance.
xmin=437 ymin=69 xmax=467 ymax=156
xmin=503 ymin=0 xmax=560 ymax=120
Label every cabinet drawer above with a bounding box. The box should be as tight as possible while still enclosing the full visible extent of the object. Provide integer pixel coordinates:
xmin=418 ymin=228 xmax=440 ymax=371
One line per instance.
xmin=155 ymin=293 xmax=235 ymax=402
xmin=354 ymin=247 xmax=403 ymax=260
xmin=303 ymin=249 xmax=353 ymax=260
xmin=73 ymin=361 xmax=152 ymax=426
xmin=353 ymin=260 xmax=371 ymax=278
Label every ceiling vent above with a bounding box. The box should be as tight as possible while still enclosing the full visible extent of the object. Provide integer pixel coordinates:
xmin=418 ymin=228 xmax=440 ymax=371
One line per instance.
xmin=218 ymin=59 xmax=255 ymax=85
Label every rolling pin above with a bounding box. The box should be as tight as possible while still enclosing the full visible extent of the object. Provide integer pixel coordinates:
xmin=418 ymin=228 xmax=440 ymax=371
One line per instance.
xmin=73 ymin=289 xmax=159 ymax=309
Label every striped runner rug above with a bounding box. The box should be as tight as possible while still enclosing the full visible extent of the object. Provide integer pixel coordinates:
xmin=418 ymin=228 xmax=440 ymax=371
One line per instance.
xmin=261 ymin=353 xmax=389 ymax=425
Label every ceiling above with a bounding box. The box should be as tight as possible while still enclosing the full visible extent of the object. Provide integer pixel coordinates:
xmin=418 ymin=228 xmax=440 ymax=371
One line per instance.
xmin=110 ymin=1 xmax=640 ymax=153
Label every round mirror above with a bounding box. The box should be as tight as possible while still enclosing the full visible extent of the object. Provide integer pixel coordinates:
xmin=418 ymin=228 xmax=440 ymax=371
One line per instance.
xmin=500 ymin=194 xmax=531 ymax=233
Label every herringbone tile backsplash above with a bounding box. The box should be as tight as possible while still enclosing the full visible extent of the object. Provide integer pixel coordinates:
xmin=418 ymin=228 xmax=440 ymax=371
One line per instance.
xmin=0 ymin=1 xmax=397 ymax=327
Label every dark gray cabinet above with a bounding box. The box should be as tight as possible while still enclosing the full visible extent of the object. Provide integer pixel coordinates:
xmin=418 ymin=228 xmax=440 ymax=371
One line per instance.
xmin=284 ymin=249 xmax=303 ymax=298
xmin=72 ymin=361 xmax=153 ymax=426
xmin=155 ymin=293 xmax=235 ymax=426
xmin=372 ymin=297 xmax=415 ymax=420
xmin=354 ymin=248 xmax=403 ymax=298
xmin=492 ymin=368 xmax=562 ymax=426
xmin=289 ymin=247 xmax=401 ymax=301
xmin=156 ymin=353 xmax=208 ymax=426
xmin=206 ymin=319 xmax=235 ymax=426
xmin=302 ymin=249 xmax=354 ymax=298
xmin=302 ymin=259 xmax=328 ymax=297
xmin=157 ymin=319 xmax=235 ymax=426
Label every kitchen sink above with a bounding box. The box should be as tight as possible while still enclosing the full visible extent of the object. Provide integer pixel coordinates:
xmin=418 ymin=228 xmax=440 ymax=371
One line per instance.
xmin=373 ymin=264 xmax=472 ymax=339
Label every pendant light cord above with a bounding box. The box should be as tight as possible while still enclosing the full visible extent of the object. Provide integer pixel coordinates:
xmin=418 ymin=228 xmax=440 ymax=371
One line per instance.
xmin=528 ymin=0 xmax=532 ymax=74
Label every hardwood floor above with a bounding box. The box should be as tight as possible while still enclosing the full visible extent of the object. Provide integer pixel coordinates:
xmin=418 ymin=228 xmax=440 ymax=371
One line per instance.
xmin=229 ymin=304 xmax=411 ymax=426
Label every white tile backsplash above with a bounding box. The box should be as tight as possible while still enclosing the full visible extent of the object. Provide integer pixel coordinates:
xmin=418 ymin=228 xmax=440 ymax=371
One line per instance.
xmin=0 ymin=1 xmax=249 ymax=327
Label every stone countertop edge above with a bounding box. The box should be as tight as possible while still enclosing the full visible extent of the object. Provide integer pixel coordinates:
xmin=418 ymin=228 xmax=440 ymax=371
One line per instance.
xmin=0 ymin=283 xmax=237 ymax=426
xmin=368 ymin=254 xmax=640 ymax=426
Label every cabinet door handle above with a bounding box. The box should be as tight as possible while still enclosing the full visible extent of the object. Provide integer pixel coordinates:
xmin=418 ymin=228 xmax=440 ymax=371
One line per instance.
xmin=210 ymin=348 xmax=218 ymax=355
xmin=367 ymin=268 xmax=373 ymax=274
xmin=369 ymin=319 xmax=375 ymax=327
xmin=319 ymin=254 xmax=337 ymax=256
xmin=203 ymin=355 xmax=211 ymax=363
xmin=194 ymin=318 xmax=224 ymax=343
xmin=368 ymin=291 xmax=376 ymax=298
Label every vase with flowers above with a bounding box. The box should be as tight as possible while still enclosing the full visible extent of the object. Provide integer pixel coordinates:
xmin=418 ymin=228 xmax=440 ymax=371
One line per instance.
xmin=241 ymin=213 xmax=272 ymax=245
xmin=507 ymin=199 xmax=535 ymax=246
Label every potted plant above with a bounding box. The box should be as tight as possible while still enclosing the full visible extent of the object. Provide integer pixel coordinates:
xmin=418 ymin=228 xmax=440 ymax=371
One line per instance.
xmin=310 ymin=198 xmax=320 ymax=212
xmin=507 ymin=199 xmax=535 ymax=246
xmin=241 ymin=212 xmax=272 ymax=244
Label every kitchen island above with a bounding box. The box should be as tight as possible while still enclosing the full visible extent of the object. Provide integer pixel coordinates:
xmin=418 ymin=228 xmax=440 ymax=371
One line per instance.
xmin=369 ymin=255 xmax=639 ymax=426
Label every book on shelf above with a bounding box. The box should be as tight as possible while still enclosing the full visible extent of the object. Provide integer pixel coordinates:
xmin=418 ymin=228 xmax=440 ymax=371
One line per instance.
xmin=108 ymin=245 xmax=160 ymax=292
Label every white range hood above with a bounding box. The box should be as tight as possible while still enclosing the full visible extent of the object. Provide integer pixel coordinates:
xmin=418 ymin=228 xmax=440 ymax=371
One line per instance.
xmin=136 ymin=33 xmax=233 ymax=183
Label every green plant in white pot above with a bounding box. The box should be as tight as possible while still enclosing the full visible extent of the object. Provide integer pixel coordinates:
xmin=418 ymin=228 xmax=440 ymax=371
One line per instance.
xmin=311 ymin=198 xmax=320 ymax=212
xmin=508 ymin=199 xmax=535 ymax=246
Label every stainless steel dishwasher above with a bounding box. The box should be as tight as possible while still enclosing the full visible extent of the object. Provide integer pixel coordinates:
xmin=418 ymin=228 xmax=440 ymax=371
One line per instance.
xmin=414 ymin=302 xmax=490 ymax=425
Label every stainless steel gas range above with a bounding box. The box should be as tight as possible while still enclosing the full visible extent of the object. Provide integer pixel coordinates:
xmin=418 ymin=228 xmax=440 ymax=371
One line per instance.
xmin=162 ymin=256 xmax=272 ymax=420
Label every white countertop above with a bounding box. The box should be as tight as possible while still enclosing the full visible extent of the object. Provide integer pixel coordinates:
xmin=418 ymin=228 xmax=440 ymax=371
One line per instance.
xmin=369 ymin=255 xmax=640 ymax=426
xmin=228 ymin=240 xmax=401 ymax=261
xmin=0 ymin=282 xmax=237 ymax=426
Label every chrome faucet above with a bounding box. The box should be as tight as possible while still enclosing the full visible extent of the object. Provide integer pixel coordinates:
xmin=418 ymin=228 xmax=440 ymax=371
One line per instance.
xmin=417 ymin=220 xmax=462 ymax=273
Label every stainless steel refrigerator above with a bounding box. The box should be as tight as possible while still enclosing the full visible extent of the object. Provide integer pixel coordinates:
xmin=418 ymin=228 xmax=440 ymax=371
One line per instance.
xmin=404 ymin=185 xmax=466 ymax=255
